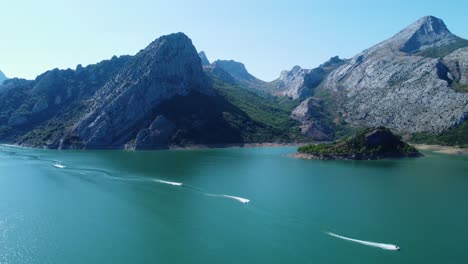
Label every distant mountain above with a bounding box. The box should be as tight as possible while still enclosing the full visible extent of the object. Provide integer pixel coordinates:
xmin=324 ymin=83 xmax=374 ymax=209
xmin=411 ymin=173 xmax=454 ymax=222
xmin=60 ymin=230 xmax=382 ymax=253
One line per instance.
xmin=0 ymin=70 xmax=7 ymax=84
xmin=200 ymin=54 xmax=278 ymax=94
xmin=0 ymin=33 xmax=304 ymax=149
xmin=199 ymin=51 xmax=210 ymax=66
xmin=273 ymin=56 xmax=346 ymax=100
xmin=2 ymin=16 xmax=468 ymax=149
xmin=292 ymin=16 xmax=468 ymax=141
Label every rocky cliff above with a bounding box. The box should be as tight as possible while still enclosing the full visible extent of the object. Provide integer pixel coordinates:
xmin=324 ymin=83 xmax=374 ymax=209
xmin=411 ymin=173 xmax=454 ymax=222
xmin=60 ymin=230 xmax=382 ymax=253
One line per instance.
xmin=1 ymin=33 xmax=303 ymax=149
xmin=274 ymin=56 xmax=345 ymax=100
xmin=0 ymin=70 xmax=7 ymax=84
xmin=199 ymin=51 xmax=210 ymax=66
xmin=72 ymin=33 xmax=212 ymax=149
xmin=0 ymin=56 xmax=131 ymax=141
xmin=295 ymin=16 xmax=468 ymax=136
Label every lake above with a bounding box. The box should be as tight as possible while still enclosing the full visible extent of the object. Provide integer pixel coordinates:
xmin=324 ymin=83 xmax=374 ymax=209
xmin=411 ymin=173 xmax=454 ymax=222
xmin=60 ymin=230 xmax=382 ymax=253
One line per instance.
xmin=0 ymin=144 xmax=467 ymax=263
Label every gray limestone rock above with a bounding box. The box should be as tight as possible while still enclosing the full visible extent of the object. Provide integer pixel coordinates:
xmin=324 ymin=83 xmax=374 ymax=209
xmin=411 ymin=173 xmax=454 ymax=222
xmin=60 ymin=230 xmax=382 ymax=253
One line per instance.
xmin=298 ymin=16 xmax=468 ymax=134
xmin=275 ymin=57 xmax=345 ymax=100
xmin=291 ymin=98 xmax=333 ymax=141
xmin=199 ymin=51 xmax=210 ymax=66
xmin=73 ymin=33 xmax=213 ymax=148
xmin=133 ymin=115 xmax=175 ymax=149
xmin=32 ymin=99 xmax=49 ymax=113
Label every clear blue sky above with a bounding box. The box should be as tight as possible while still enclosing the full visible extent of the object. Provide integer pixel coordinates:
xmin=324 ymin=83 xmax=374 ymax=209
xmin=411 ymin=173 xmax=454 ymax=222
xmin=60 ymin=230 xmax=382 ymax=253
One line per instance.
xmin=1 ymin=0 xmax=467 ymax=81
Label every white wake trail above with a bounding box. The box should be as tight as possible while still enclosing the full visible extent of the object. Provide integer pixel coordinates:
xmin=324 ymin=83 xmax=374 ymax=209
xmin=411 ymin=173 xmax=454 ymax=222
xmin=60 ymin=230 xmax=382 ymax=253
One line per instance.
xmin=222 ymin=195 xmax=250 ymax=204
xmin=205 ymin=194 xmax=250 ymax=204
xmin=326 ymin=232 xmax=400 ymax=251
xmin=154 ymin=180 xmax=183 ymax=186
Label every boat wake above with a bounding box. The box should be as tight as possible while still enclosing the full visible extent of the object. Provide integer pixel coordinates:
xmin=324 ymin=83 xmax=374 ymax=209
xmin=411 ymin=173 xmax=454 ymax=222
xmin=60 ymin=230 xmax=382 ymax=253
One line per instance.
xmin=206 ymin=193 xmax=250 ymax=204
xmin=154 ymin=179 xmax=183 ymax=186
xmin=2 ymin=144 xmax=251 ymax=205
xmin=222 ymin=195 xmax=250 ymax=204
xmin=326 ymin=232 xmax=400 ymax=251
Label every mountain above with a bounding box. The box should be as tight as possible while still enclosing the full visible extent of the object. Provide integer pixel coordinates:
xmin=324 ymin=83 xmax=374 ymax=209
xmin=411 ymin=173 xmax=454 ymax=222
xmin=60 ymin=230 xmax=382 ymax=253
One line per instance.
xmin=273 ymin=56 xmax=346 ymax=100
xmin=0 ymin=70 xmax=7 ymax=84
xmin=2 ymin=16 xmax=467 ymax=149
xmin=199 ymin=51 xmax=210 ymax=66
xmin=0 ymin=56 xmax=132 ymax=141
xmin=293 ymin=16 xmax=468 ymax=141
xmin=72 ymin=33 xmax=213 ymax=149
xmin=0 ymin=33 xmax=304 ymax=149
xmin=201 ymin=54 xmax=278 ymax=94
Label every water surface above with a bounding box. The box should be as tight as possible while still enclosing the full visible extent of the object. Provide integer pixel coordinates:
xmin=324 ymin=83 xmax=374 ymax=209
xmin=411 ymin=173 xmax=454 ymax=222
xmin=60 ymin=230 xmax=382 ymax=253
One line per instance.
xmin=0 ymin=145 xmax=467 ymax=263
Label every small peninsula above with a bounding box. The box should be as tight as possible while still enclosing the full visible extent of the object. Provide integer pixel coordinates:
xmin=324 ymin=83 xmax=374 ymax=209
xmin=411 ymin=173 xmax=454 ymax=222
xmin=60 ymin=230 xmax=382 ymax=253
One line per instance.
xmin=294 ymin=127 xmax=422 ymax=160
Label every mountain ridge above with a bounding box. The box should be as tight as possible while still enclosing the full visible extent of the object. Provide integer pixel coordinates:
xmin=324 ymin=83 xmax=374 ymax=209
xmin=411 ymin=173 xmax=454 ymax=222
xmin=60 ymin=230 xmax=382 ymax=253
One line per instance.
xmin=291 ymin=15 xmax=468 ymax=141
xmin=1 ymin=15 xmax=468 ymax=149
xmin=201 ymin=55 xmax=278 ymax=94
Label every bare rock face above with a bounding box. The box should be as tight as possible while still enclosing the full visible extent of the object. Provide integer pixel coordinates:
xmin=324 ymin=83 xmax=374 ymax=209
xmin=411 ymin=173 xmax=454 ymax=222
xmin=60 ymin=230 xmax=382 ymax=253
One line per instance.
xmin=206 ymin=64 xmax=237 ymax=85
xmin=73 ymin=33 xmax=213 ymax=148
xmin=398 ymin=16 xmax=459 ymax=54
xmin=291 ymin=98 xmax=333 ymax=141
xmin=32 ymin=99 xmax=48 ymax=113
xmin=276 ymin=66 xmax=313 ymax=99
xmin=275 ymin=57 xmax=345 ymax=100
xmin=317 ymin=16 xmax=468 ymax=133
xmin=0 ymin=70 xmax=7 ymax=84
xmin=444 ymin=47 xmax=468 ymax=86
xmin=0 ymin=56 xmax=131 ymax=144
xmin=133 ymin=115 xmax=175 ymax=150
xmin=199 ymin=51 xmax=210 ymax=66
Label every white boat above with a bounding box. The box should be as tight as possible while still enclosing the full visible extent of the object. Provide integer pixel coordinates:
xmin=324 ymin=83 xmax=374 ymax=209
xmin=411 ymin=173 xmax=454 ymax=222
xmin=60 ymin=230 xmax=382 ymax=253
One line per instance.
xmin=52 ymin=163 xmax=66 ymax=169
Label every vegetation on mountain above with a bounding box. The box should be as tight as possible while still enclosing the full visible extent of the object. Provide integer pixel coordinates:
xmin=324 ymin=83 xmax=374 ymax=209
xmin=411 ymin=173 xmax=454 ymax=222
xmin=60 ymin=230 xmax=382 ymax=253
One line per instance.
xmin=418 ymin=37 xmax=468 ymax=58
xmin=153 ymin=78 xmax=306 ymax=146
xmin=410 ymin=121 xmax=468 ymax=148
xmin=297 ymin=127 xmax=421 ymax=160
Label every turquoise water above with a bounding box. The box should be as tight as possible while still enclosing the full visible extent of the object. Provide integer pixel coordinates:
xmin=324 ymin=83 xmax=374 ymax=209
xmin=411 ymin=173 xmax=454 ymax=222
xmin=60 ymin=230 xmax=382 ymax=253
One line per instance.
xmin=0 ymin=144 xmax=467 ymax=263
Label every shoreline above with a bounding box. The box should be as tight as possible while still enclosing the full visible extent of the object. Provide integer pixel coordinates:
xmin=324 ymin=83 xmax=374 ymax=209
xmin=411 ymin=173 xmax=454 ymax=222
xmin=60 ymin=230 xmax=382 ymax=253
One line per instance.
xmin=167 ymin=142 xmax=309 ymax=150
xmin=289 ymin=152 xmax=423 ymax=161
xmin=3 ymin=142 xmax=467 ymax=155
xmin=412 ymin=144 xmax=468 ymax=155
xmin=1 ymin=142 xmax=310 ymax=151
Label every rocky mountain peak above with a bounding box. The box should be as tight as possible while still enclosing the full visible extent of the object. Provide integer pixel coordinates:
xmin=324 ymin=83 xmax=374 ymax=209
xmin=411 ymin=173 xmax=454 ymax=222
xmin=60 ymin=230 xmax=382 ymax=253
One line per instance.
xmin=290 ymin=65 xmax=303 ymax=72
xmin=374 ymin=16 xmax=459 ymax=54
xmin=212 ymin=60 xmax=253 ymax=81
xmin=199 ymin=51 xmax=210 ymax=66
xmin=411 ymin=16 xmax=450 ymax=35
xmin=318 ymin=16 xmax=468 ymax=135
xmin=275 ymin=57 xmax=345 ymax=100
xmin=72 ymin=32 xmax=212 ymax=148
xmin=0 ymin=70 xmax=7 ymax=84
xmin=320 ymin=56 xmax=345 ymax=68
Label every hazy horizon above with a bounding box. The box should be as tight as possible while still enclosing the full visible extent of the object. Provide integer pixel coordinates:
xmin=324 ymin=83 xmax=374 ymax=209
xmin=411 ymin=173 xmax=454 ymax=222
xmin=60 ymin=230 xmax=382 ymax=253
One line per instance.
xmin=1 ymin=0 xmax=468 ymax=81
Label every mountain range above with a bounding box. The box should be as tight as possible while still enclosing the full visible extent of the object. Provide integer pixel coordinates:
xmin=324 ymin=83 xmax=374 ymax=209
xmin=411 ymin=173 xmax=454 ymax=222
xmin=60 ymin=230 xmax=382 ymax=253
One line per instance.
xmin=1 ymin=15 xmax=467 ymax=149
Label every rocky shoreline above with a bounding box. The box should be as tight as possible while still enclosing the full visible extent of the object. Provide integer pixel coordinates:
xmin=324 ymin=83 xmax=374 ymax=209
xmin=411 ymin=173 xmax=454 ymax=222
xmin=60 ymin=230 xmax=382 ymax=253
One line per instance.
xmin=290 ymin=152 xmax=423 ymax=161
xmin=5 ymin=141 xmax=468 ymax=155
xmin=413 ymin=144 xmax=468 ymax=155
xmin=3 ymin=142 xmax=310 ymax=151
xmin=168 ymin=142 xmax=309 ymax=150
